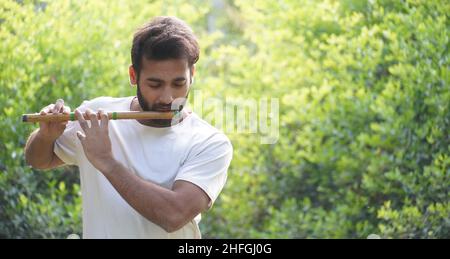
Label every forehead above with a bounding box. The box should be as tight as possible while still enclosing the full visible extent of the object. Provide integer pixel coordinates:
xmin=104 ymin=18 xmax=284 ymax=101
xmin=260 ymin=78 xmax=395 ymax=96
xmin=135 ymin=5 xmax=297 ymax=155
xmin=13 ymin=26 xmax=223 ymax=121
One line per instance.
xmin=140 ymin=58 xmax=189 ymax=76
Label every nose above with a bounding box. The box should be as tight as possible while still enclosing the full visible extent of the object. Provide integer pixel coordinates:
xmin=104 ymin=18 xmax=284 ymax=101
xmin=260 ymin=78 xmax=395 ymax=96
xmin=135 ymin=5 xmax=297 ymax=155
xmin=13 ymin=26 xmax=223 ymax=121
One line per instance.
xmin=159 ymin=87 xmax=174 ymax=104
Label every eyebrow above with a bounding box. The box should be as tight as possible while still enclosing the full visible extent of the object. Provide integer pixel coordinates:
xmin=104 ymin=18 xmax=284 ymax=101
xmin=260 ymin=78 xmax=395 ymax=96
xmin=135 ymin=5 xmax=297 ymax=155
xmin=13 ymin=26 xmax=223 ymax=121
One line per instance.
xmin=146 ymin=77 xmax=187 ymax=82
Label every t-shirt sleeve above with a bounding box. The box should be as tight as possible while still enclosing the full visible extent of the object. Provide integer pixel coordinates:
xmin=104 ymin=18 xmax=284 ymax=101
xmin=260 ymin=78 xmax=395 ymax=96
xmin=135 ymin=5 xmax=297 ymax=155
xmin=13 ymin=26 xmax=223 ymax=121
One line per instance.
xmin=54 ymin=120 xmax=80 ymax=165
xmin=53 ymin=100 xmax=90 ymax=166
xmin=175 ymin=133 xmax=233 ymax=208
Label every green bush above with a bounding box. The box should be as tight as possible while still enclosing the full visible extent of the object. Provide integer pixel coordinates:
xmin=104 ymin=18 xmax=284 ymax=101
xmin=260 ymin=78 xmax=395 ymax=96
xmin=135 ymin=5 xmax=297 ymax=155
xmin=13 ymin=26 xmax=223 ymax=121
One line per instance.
xmin=1 ymin=0 xmax=448 ymax=238
xmin=0 ymin=0 xmax=210 ymax=238
xmin=201 ymin=0 xmax=449 ymax=239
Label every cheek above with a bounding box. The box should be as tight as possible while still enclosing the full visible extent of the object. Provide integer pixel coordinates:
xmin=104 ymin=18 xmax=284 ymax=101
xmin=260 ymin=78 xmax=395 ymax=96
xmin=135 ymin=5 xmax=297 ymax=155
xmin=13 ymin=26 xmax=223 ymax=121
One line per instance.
xmin=138 ymin=84 xmax=159 ymax=101
xmin=174 ymin=86 xmax=189 ymax=97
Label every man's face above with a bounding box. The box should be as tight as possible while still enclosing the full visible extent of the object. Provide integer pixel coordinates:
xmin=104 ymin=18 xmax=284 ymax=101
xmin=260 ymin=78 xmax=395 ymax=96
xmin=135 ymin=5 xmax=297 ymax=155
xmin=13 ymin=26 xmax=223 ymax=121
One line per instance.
xmin=130 ymin=58 xmax=193 ymax=112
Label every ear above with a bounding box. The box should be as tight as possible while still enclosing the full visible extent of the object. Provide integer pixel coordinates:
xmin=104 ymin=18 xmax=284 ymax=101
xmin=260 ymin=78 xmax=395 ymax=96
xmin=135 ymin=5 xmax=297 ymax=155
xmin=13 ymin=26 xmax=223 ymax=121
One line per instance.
xmin=129 ymin=65 xmax=137 ymax=86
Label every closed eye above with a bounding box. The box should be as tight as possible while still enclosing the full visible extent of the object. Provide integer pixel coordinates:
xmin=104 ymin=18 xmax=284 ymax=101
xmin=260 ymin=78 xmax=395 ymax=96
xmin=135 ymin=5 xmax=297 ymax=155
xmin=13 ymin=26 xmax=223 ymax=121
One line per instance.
xmin=173 ymin=79 xmax=186 ymax=87
xmin=146 ymin=78 xmax=163 ymax=88
xmin=148 ymin=84 xmax=162 ymax=89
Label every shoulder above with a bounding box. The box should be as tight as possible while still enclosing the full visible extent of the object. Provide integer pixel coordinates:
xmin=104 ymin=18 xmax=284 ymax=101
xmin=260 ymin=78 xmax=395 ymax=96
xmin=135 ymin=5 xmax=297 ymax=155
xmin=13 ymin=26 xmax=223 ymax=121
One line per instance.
xmin=186 ymin=113 xmax=233 ymax=155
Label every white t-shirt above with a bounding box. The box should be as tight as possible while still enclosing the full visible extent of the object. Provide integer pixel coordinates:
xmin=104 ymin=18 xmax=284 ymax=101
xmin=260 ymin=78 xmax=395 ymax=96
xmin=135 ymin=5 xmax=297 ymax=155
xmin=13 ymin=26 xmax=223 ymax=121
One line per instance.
xmin=54 ymin=96 xmax=233 ymax=239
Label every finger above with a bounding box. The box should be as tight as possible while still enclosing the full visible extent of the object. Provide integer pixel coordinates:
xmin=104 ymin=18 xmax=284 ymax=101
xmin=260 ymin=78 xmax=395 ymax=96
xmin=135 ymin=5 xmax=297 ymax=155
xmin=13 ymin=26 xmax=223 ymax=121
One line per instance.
xmin=60 ymin=106 xmax=71 ymax=126
xmin=76 ymin=131 xmax=86 ymax=142
xmin=86 ymin=108 xmax=99 ymax=128
xmin=41 ymin=104 xmax=55 ymax=114
xmin=53 ymin=99 xmax=64 ymax=113
xmin=98 ymin=109 xmax=109 ymax=129
xmin=62 ymin=106 xmax=71 ymax=114
xmin=75 ymin=109 xmax=89 ymax=131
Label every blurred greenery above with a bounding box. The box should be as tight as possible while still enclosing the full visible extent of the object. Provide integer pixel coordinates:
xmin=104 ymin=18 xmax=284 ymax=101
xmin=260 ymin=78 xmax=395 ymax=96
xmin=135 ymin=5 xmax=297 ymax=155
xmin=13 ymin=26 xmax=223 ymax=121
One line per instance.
xmin=0 ymin=0 xmax=448 ymax=238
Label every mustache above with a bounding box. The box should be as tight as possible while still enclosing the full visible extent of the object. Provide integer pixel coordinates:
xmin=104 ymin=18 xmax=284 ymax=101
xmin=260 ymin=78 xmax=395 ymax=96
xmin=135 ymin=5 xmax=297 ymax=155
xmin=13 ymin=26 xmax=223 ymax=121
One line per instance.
xmin=152 ymin=104 xmax=173 ymax=111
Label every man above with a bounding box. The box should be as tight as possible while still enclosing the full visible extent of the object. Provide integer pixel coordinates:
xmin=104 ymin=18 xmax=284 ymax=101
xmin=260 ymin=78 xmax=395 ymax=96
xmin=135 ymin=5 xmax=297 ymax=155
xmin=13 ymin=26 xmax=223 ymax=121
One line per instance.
xmin=24 ymin=16 xmax=233 ymax=238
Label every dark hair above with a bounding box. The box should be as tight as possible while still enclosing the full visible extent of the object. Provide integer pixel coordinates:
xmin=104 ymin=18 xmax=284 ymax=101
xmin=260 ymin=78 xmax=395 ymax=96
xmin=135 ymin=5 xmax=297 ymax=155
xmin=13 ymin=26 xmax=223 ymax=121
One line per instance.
xmin=131 ymin=16 xmax=199 ymax=79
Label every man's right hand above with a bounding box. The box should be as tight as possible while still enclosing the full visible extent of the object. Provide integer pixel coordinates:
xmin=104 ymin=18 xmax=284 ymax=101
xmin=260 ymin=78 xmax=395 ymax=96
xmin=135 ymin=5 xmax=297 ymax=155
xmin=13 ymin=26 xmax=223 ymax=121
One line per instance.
xmin=37 ymin=99 xmax=71 ymax=140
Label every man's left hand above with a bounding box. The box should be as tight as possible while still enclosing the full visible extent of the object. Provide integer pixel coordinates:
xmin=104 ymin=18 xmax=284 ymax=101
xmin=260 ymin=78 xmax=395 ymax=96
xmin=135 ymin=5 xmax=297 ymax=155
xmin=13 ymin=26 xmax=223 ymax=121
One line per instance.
xmin=76 ymin=108 xmax=115 ymax=173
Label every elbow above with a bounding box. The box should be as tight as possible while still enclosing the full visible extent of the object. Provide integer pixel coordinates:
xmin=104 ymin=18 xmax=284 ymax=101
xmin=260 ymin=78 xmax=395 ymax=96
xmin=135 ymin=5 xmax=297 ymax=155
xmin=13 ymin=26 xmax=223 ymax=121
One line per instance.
xmin=30 ymin=164 xmax=50 ymax=170
xmin=163 ymin=216 xmax=185 ymax=233
xmin=25 ymin=155 xmax=49 ymax=170
xmin=161 ymin=211 xmax=188 ymax=233
xmin=27 ymin=162 xmax=49 ymax=170
xmin=163 ymin=225 xmax=179 ymax=233
xmin=24 ymin=150 xmax=39 ymax=169
xmin=24 ymin=155 xmax=38 ymax=169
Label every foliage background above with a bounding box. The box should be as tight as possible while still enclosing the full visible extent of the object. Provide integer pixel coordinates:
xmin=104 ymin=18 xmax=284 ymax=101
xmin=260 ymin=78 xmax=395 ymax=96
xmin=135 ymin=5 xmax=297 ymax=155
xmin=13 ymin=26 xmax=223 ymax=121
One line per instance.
xmin=0 ymin=0 xmax=448 ymax=238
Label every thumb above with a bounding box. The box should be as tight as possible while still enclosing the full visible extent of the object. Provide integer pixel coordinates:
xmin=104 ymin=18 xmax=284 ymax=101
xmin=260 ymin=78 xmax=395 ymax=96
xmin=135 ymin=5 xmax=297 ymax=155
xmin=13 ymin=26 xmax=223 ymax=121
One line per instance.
xmin=76 ymin=131 xmax=86 ymax=142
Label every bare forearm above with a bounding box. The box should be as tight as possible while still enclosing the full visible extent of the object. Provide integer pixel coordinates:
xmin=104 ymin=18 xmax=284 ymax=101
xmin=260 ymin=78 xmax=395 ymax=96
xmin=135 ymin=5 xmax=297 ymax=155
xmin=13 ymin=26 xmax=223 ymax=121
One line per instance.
xmin=100 ymin=160 xmax=184 ymax=232
xmin=25 ymin=129 xmax=57 ymax=169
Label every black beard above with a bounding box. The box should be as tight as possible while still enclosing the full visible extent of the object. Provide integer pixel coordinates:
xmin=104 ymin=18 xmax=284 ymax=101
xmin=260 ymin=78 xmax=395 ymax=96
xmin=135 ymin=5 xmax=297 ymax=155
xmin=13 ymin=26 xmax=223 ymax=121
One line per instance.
xmin=136 ymin=83 xmax=151 ymax=111
xmin=136 ymin=84 xmax=172 ymax=127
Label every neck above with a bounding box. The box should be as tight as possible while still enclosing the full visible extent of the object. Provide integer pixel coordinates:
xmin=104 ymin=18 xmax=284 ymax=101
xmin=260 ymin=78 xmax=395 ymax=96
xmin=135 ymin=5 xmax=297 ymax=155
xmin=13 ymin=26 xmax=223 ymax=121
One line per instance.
xmin=130 ymin=97 xmax=186 ymax=128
